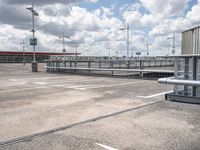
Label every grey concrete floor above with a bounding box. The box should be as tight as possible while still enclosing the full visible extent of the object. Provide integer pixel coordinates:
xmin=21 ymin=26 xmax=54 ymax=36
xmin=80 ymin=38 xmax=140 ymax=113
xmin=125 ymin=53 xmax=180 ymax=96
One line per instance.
xmin=0 ymin=63 xmax=199 ymax=150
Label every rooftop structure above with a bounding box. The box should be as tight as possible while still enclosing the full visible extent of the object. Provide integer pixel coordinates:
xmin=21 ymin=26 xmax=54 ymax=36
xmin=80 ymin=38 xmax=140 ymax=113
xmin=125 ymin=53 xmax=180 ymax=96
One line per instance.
xmin=182 ymin=25 xmax=200 ymax=54
xmin=158 ymin=55 xmax=200 ymax=104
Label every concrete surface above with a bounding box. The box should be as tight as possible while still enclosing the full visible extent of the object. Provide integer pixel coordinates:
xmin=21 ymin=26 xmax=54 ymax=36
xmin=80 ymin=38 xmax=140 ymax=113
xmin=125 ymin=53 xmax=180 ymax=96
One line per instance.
xmin=0 ymin=63 xmax=199 ymax=150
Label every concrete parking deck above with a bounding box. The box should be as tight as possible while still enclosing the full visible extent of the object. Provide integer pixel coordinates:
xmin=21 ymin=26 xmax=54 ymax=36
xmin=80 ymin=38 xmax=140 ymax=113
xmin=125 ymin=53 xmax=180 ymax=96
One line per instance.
xmin=0 ymin=63 xmax=200 ymax=150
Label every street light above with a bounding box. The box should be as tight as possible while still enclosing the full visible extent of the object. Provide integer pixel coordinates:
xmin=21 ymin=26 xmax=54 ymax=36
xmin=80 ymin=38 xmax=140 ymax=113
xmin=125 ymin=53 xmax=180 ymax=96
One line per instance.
xmin=136 ymin=52 xmax=141 ymax=59
xmin=144 ymin=42 xmax=152 ymax=56
xmin=59 ymin=32 xmax=70 ymax=53
xmin=26 ymin=1 xmax=39 ymax=62
xmin=120 ymin=22 xmax=130 ymax=58
xmin=106 ymin=46 xmax=111 ymax=59
xmin=26 ymin=0 xmax=39 ymax=72
xmin=167 ymin=33 xmax=176 ymax=56
xmin=166 ymin=37 xmax=171 ymax=56
xmin=20 ymin=40 xmax=26 ymax=65
xmin=130 ymin=48 xmax=136 ymax=57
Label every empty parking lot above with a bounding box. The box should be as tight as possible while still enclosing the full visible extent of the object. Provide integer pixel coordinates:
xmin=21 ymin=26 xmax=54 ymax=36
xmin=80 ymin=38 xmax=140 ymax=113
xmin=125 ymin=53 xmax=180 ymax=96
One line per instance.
xmin=0 ymin=63 xmax=200 ymax=150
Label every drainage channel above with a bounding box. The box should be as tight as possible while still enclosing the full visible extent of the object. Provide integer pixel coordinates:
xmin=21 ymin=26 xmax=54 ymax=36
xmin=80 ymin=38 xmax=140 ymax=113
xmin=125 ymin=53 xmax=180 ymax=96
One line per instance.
xmin=0 ymin=100 xmax=163 ymax=147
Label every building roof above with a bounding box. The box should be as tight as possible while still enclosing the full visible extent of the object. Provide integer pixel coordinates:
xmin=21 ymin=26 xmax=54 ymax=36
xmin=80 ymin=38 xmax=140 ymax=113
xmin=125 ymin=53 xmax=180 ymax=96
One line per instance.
xmin=182 ymin=25 xmax=200 ymax=33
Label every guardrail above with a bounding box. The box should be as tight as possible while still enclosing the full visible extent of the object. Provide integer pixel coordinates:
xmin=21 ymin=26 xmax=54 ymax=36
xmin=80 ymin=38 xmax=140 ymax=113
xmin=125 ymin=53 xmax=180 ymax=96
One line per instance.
xmin=45 ymin=59 xmax=174 ymax=77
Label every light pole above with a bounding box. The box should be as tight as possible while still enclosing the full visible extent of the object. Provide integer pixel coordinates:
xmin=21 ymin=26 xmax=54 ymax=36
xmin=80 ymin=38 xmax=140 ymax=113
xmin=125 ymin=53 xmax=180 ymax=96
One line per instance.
xmin=136 ymin=52 xmax=141 ymax=59
xmin=115 ymin=51 xmax=118 ymax=57
xmin=130 ymin=48 xmax=136 ymax=57
xmin=120 ymin=22 xmax=130 ymax=58
xmin=167 ymin=33 xmax=176 ymax=56
xmin=20 ymin=40 xmax=26 ymax=65
xmin=59 ymin=32 xmax=70 ymax=53
xmin=106 ymin=47 xmax=111 ymax=59
xmin=144 ymin=42 xmax=152 ymax=56
xmin=26 ymin=0 xmax=39 ymax=72
xmin=167 ymin=37 xmax=171 ymax=56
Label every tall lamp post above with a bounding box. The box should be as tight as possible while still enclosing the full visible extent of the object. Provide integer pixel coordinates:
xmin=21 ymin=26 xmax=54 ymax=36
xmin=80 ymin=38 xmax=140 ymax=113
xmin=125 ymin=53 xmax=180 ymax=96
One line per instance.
xmin=130 ymin=48 xmax=136 ymax=57
xmin=26 ymin=0 xmax=39 ymax=72
xmin=59 ymin=32 xmax=70 ymax=53
xmin=144 ymin=42 xmax=152 ymax=56
xmin=167 ymin=37 xmax=171 ymax=56
xmin=20 ymin=40 xmax=26 ymax=65
xmin=120 ymin=22 xmax=130 ymax=58
xmin=167 ymin=33 xmax=176 ymax=56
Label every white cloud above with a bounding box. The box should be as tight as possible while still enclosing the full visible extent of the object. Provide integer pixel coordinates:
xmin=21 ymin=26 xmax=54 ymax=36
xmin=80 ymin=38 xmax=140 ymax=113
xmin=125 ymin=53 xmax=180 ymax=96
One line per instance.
xmin=0 ymin=0 xmax=200 ymax=56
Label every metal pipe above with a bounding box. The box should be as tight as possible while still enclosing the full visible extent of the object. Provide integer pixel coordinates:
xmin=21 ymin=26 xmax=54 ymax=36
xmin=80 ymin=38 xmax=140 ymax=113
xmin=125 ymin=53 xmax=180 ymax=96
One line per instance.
xmin=158 ymin=77 xmax=200 ymax=86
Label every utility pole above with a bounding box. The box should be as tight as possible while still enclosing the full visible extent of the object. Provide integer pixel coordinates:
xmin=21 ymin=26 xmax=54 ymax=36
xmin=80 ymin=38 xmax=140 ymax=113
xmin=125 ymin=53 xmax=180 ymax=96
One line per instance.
xmin=172 ymin=33 xmax=176 ymax=55
xmin=20 ymin=40 xmax=26 ymax=65
xmin=120 ymin=22 xmax=130 ymax=58
xmin=32 ymin=0 xmax=35 ymax=62
xmin=106 ymin=47 xmax=111 ymax=59
xmin=115 ymin=51 xmax=118 ymax=57
xmin=144 ymin=42 xmax=152 ymax=56
xmin=127 ymin=23 xmax=129 ymax=58
xmin=167 ymin=37 xmax=171 ymax=56
xmin=26 ymin=0 xmax=39 ymax=72
xmin=130 ymin=48 xmax=136 ymax=57
xmin=167 ymin=33 xmax=176 ymax=56
xmin=59 ymin=33 xmax=70 ymax=53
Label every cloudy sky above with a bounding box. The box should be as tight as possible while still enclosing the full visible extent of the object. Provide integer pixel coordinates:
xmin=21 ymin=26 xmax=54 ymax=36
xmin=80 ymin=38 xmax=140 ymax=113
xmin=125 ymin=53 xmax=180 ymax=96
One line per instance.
xmin=0 ymin=0 xmax=200 ymax=56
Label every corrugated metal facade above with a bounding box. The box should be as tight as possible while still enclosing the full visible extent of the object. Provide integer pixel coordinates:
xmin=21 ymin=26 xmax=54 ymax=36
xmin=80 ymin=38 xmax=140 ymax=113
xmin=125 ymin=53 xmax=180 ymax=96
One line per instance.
xmin=182 ymin=26 xmax=200 ymax=54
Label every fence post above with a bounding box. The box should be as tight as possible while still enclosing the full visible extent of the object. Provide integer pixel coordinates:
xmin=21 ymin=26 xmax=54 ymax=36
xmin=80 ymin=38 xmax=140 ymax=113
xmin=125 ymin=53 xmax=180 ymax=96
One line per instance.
xmin=88 ymin=61 xmax=91 ymax=74
xmin=99 ymin=61 xmax=101 ymax=68
xmin=139 ymin=60 xmax=143 ymax=77
xmin=70 ymin=61 xmax=72 ymax=68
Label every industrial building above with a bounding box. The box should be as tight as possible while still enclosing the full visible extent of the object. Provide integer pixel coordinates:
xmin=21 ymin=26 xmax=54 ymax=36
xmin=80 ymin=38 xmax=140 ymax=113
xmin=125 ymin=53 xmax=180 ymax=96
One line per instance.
xmin=182 ymin=25 xmax=200 ymax=54
xmin=0 ymin=51 xmax=80 ymax=63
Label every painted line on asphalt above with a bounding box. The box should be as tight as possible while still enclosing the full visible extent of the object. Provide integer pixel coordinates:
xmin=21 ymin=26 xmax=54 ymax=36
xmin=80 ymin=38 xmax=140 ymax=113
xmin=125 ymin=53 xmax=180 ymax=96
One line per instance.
xmin=74 ymin=81 xmax=146 ymax=90
xmin=8 ymin=76 xmax=96 ymax=82
xmin=137 ymin=91 xmax=173 ymax=99
xmin=95 ymin=143 xmax=119 ymax=150
xmin=0 ymin=86 xmax=50 ymax=94
xmin=0 ymin=79 xmax=101 ymax=93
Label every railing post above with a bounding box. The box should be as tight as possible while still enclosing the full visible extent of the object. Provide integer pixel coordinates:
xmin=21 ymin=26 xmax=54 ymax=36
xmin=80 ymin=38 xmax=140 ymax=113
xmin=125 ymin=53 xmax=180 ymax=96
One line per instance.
xmin=139 ymin=60 xmax=143 ymax=77
xmin=99 ymin=61 xmax=101 ymax=68
xmin=110 ymin=61 xmax=114 ymax=75
xmin=192 ymin=57 xmax=197 ymax=96
xmin=127 ymin=60 xmax=130 ymax=69
xmin=119 ymin=60 xmax=121 ymax=69
xmin=88 ymin=61 xmax=91 ymax=74
xmin=70 ymin=61 xmax=72 ymax=68
xmin=64 ymin=61 xmax=66 ymax=72
xmin=110 ymin=61 xmax=113 ymax=68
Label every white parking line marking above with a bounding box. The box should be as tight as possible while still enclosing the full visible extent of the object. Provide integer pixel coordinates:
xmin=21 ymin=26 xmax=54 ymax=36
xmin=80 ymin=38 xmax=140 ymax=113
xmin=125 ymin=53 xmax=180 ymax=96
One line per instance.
xmin=76 ymin=81 xmax=145 ymax=91
xmin=0 ymin=80 xmax=145 ymax=93
xmin=0 ymin=86 xmax=50 ymax=94
xmin=74 ymin=81 xmax=145 ymax=91
xmin=34 ymin=82 xmax=47 ymax=85
xmin=137 ymin=91 xmax=173 ymax=99
xmin=9 ymin=79 xmax=18 ymax=82
xmin=95 ymin=143 xmax=119 ymax=150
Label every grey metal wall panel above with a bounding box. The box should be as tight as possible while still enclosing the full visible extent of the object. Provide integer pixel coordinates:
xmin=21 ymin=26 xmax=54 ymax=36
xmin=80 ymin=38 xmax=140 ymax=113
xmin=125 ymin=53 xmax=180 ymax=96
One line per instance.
xmin=181 ymin=26 xmax=200 ymax=54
